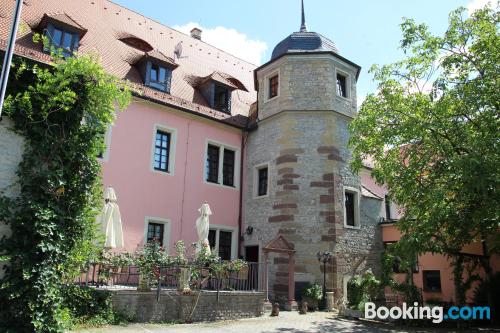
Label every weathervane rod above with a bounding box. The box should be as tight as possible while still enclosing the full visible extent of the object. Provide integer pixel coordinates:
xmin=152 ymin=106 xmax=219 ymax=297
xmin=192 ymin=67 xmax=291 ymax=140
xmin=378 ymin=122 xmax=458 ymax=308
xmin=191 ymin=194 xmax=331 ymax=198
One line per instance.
xmin=300 ymin=0 xmax=307 ymax=32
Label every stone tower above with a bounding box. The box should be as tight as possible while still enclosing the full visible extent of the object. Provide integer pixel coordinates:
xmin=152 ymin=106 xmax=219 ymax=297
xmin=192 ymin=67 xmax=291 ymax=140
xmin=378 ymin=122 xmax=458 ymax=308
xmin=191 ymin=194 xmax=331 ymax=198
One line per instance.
xmin=242 ymin=1 xmax=383 ymax=307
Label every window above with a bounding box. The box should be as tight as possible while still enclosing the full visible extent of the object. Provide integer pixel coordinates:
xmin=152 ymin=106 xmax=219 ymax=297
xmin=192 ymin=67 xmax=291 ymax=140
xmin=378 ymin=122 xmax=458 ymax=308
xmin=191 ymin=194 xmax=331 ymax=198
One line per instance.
xmin=205 ymin=142 xmax=239 ymax=188
xmin=222 ymin=149 xmax=235 ymax=187
xmin=218 ymin=231 xmax=232 ymax=261
xmin=213 ymin=84 xmax=231 ymax=113
xmin=44 ymin=23 xmax=79 ymax=57
xmin=256 ymin=166 xmax=269 ymax=197
xmin=385 ymin=195 xmax=392 ymax=220
xmin=423 ymin=270 xmax=442 ymax=292
xmin=345 ymin=192 xmax=355 ymax=226
xmin=154 ymin=130 xmax=171 ymax=172
xmin=344 ymin=187 xmax=360 ymax=228
xmin=146 ymin=62 xmax=172 ymax=93
xmin=336 ymin=73 xmax=348 ymax=98
xmin=206 ymin=144 xmax=220 ymax=183
xmin=269 ymin=75 xmax=279 ymax=99
xmin=147 ymin=222 xmax=164 ymax=246
xmin=208 ymin=228 xmax=234 ymax=261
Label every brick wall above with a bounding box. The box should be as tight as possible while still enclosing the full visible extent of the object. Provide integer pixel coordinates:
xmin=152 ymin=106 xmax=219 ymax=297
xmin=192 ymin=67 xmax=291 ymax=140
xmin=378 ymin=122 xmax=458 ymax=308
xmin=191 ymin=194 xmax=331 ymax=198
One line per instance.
xmin=111 ymin=290 xmax=265 ymax=323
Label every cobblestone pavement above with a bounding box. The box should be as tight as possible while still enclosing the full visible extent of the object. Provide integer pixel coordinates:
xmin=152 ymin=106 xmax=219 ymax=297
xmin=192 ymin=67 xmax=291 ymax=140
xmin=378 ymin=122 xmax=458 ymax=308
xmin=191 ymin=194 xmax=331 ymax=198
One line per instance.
xmin=73 ymin=311 xmax=479 ymax=333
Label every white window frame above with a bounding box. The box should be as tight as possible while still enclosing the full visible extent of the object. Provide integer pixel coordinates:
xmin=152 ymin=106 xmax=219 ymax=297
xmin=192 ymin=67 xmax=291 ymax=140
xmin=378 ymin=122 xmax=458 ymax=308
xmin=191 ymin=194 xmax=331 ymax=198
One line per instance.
xmin=253 ymin=162 xmax=271 ymax=198
xmin=203 ymin=139 xmax=240 ymax=189
xmin=264 ymin=69 xmax=280 ymax=102
xmin=343 ymin=186 xmax=360 ymax=229
xmin=97 ymin=125 xmax=113 ymax=162
xmin=335 ymin=68 xmax=351 ymax=100
xmin=209 ymin=224 xmax=238 ymax=260
xmin=143 ymin=216 xmax=171 ymax=251
xmin=150 ymin=123 xmax=177 ymax=176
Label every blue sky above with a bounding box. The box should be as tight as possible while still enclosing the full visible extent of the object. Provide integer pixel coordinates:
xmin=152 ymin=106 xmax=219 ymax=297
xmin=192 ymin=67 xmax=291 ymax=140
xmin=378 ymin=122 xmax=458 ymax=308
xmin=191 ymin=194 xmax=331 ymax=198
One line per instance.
xmin=112 ymin=0 xmax=488 ymax=103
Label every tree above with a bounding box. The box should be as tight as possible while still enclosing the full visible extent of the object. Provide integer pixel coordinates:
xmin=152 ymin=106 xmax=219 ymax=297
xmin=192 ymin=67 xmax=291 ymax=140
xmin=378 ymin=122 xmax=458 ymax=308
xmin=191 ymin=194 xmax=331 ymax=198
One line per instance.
xmin=0 ymin=49 xmax=130 ymax=331
xmin=349 ymin=3 xmax=499 ymax=307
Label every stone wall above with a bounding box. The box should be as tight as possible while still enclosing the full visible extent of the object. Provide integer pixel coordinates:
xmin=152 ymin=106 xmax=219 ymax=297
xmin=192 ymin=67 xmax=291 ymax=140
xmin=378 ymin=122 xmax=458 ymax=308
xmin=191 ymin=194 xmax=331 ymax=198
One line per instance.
xmin=244 ymin=53 xmax=383 ymax=306
xmin=111 ymin=290 xmax=265 ymax=323
xmin=0 ymin=118 xmax=24 ymax=279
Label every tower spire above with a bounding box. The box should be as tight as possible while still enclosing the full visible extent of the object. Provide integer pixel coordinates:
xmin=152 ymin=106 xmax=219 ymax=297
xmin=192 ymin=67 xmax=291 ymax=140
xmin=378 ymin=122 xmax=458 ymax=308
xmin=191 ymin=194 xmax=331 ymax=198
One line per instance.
xmin=300 ymin=0 xmax=307 ymax=32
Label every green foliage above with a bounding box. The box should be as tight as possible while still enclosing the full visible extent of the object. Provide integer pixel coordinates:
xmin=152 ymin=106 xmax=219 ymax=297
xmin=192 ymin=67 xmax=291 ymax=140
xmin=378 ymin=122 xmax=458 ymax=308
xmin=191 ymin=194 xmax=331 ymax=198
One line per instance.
xmin=349 ymin=3 xmax=499 ymax=306
xmin=473 ymin=272 xmax=500 ymax=322
xmin=302 ymin=283 xmax=323 ymax=301
xmin=346 ymin=271 xmax=382 ymax=310
xmin=60 ymin=284 xmax=133 ymax=329
xmin=0 ymin=48 xmax=130 ymax=332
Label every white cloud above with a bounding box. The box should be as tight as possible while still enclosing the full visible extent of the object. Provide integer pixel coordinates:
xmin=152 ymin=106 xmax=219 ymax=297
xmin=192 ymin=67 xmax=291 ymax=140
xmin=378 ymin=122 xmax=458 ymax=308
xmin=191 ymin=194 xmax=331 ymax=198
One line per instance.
xmin=467 ymin=0 xmax=494 ymax=15
xmin=173 ymin=22 xmax=267 ymax=65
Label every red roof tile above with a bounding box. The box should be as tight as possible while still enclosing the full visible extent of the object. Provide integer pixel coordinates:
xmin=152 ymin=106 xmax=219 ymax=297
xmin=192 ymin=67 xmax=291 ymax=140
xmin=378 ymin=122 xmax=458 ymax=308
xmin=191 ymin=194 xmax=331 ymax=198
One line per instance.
xmin=0 ymin=0 xmax=256 ymax=128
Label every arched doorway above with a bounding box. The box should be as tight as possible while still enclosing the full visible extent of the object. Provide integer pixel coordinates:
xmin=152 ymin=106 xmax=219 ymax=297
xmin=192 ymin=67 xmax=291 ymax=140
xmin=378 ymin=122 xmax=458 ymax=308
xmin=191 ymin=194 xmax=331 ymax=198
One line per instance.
xmin=262 ymin=235 xmax=298 ymax=310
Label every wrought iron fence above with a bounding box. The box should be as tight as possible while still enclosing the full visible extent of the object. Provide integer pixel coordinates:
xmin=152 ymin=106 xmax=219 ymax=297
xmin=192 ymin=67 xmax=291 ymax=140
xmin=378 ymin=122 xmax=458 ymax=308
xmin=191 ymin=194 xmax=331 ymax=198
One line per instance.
xmin=75 ymin=261 xmax=264 ymax=292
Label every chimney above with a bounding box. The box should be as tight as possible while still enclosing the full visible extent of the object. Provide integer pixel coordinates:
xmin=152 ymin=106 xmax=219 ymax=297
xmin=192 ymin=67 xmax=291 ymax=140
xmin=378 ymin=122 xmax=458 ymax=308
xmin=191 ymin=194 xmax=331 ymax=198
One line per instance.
xmin=190 ymin=27 xmax=202 ymax=40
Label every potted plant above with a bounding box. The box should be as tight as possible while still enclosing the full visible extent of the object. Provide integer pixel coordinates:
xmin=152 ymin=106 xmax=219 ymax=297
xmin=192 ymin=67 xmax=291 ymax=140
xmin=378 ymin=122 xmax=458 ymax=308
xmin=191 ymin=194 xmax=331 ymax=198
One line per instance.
xmin=302 ymin=283 xmax=323 ymax=311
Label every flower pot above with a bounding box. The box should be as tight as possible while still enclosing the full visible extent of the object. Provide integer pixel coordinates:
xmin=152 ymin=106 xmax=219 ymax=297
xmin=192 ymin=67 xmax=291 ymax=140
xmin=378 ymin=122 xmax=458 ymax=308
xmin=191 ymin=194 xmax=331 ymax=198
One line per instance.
xmin=302 ymin=297 xmax=319 ymax=311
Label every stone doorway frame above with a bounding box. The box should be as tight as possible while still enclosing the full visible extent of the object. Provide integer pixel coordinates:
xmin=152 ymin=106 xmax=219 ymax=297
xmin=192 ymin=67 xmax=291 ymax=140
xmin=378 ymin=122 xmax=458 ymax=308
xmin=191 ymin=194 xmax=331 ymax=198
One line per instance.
xmin=262 ymin=235 xmax=298 ymax=310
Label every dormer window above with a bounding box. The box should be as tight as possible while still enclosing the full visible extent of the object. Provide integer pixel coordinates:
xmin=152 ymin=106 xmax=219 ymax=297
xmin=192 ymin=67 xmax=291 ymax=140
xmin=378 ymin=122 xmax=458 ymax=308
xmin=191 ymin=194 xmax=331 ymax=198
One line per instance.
xmin=45 ymin=25 xmax=79 ymax=56
xmin=213 ymin=84 xmax=231 ymax=113
xmin=135 ymin=50 xmax=178 ymax=94
xmin=147 ymin=62 xmax=172 ymax=93
xmin=38 ymin=13 xmax=87 ymax=57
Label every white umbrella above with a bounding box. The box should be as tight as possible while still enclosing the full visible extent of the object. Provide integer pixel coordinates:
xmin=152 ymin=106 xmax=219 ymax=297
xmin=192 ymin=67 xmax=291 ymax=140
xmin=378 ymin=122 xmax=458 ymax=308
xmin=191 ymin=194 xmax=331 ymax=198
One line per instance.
xmin=195 ymin=203 xmax=212 ymax=255
xmin=100 ymin=187 xmax=124 ymax=249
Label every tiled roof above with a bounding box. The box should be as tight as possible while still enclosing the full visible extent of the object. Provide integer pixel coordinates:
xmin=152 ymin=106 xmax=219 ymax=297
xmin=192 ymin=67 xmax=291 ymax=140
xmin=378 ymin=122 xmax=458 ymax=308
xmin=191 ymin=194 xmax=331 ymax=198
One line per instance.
xmin=0 ymin=0 xmax=256 ymax=128
xmin=271 ymin=31 xmax=339 ymax=60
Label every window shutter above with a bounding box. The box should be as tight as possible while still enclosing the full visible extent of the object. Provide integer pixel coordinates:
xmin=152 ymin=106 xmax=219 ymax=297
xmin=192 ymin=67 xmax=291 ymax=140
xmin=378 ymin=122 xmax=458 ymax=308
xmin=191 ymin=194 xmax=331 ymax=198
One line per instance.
xmin=165 ymin=68 xmax=172 ymax=94
xmin=44 ymin=23 xmax=55 ymax=53
xmin=145 ymin=61 xmax=152 ymax=85
xmin=72 ymin=33 xmax=80 ymax=52
xmin=226 ymin=90 xmax=232 ymax=113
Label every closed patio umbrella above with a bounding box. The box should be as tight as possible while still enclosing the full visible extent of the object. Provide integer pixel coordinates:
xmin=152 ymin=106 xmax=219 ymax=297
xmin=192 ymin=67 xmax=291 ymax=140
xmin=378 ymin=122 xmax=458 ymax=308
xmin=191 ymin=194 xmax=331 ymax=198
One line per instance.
xmin=100 ymin=187 xmax=124 ymax=249
xmin=196 ymin=203 xmax=212 ymax=255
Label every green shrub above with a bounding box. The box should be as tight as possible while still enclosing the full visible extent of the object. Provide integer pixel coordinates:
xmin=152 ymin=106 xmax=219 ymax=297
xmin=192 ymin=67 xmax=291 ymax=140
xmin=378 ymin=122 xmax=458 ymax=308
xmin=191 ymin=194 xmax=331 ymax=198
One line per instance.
xmin=473 ymin=272 xmax=500 ymax=323
xmin=60 ymin=284 xmax=133 ymax=329
xmin=347 ymin=271 xmax=382 ymax=310
xmin=347 ymin=277 xmax=363 ymax=309
xmin=302 ymin=283 xmax=323 ymax=301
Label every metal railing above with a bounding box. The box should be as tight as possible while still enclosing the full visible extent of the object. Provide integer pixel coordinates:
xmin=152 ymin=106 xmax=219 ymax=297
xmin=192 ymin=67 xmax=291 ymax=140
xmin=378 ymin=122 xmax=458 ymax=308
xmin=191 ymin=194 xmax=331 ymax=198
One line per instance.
xmin=75 ymin=262 xmax=264 ymax=292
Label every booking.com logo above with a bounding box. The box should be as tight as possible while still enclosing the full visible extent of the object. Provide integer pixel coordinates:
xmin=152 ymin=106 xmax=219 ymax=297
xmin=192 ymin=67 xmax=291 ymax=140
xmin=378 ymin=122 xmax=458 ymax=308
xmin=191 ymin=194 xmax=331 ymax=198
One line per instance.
xmin=365 ymin=302 xmax=491 ymax=323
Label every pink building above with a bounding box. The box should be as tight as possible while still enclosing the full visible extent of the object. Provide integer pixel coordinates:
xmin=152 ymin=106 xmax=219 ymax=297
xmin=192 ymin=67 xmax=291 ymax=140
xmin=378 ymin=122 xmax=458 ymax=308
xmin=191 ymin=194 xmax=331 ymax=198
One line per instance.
xmin=0 ymin=0 xmax=256 ymax=259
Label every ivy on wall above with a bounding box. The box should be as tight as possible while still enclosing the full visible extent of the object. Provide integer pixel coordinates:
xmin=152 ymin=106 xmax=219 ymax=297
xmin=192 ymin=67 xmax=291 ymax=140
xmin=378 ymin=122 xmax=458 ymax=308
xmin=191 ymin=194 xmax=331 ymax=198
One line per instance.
xmin=0 ymin=52 xmax=130 ymax=332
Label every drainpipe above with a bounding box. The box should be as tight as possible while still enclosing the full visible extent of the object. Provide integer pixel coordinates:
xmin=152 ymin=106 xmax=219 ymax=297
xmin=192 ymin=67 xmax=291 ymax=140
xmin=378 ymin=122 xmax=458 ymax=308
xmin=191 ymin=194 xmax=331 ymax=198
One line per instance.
xmin=237 ymin=130 xmax=246 ymax=259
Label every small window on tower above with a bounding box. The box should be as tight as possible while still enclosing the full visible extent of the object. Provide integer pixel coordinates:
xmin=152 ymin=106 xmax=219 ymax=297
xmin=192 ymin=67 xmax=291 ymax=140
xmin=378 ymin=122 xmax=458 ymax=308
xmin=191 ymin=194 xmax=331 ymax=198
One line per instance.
xmin=336 ymin=73 xmax=348 ymax=98
xmin=269 ymin=75 xmax=279 ymax=99
xmin=257 ymin=166 xmax=268 ymax=197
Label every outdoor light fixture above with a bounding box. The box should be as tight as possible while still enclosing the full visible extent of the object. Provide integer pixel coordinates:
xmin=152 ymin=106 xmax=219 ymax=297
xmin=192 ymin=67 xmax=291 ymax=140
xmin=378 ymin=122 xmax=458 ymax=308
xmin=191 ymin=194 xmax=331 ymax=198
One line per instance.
xmin=245 ymin=226 xmax=254 ymax=235
xmin=317 ymin=251 xmax=332 ymax=309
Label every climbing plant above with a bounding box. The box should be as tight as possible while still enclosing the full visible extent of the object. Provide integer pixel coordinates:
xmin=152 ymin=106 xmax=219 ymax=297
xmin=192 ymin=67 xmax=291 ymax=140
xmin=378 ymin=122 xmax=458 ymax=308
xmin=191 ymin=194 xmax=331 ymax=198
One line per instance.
xmin=0 ymin=49 xmax=130 ymax=332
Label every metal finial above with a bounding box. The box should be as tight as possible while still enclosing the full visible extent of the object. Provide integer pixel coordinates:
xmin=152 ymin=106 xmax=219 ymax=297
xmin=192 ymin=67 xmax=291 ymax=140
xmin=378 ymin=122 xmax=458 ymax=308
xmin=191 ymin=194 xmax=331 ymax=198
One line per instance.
xmin=300 ymin=0 xmax=307 ymax=32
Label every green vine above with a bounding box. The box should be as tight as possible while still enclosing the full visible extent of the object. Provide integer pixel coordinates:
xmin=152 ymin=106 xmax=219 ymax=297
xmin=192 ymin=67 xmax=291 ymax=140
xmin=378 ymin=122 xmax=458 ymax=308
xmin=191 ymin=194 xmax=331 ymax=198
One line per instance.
xmin=0 ymin=49 xmax=130 ymax=332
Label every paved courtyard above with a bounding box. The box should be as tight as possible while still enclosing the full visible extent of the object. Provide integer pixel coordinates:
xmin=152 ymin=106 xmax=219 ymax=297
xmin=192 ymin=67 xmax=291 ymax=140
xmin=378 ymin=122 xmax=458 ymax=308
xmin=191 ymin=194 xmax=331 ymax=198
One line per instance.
xmin=73 ymin=311 xmax=484 ymax=333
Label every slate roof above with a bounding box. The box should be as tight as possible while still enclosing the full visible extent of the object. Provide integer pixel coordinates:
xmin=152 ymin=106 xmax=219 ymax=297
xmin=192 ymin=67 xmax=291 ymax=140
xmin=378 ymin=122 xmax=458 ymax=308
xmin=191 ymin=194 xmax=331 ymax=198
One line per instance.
xmin=0 ymin=0 xmax=256 ymax=128
xmin=271 ymin=31 xmax=339 ymax=60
